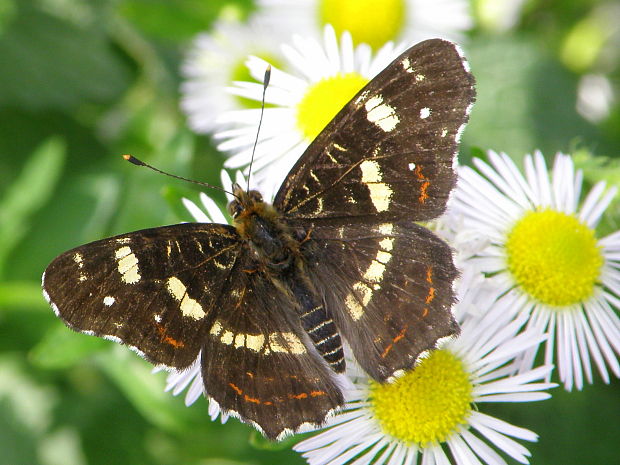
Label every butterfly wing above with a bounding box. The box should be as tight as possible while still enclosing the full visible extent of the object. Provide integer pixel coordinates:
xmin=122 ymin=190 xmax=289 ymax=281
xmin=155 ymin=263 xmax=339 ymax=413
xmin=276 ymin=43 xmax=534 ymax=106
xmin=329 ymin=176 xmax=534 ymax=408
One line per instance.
xmin=301 ymin=220 xmax=458 ymax=381
xmin=42 ymin=223 xmax=241 ymax=369
xmin=273 ymin=39 xmax=474 ymax=381
xmin=202 ymin=250 xmax=344 ymax=440
xmin=274 ymin=39 xmax=474 ymax=222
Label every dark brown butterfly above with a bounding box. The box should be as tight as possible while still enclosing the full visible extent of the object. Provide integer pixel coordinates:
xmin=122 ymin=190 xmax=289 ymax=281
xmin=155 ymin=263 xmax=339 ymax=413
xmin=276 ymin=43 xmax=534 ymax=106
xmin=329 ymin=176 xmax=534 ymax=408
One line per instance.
xmin=43 ymin=39 xmax=475 ymax=440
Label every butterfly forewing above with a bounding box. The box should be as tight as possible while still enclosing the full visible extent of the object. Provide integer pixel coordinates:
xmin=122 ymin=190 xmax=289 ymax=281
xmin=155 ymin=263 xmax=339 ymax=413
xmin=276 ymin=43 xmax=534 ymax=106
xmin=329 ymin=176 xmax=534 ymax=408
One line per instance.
xmin=202 ymin=251 xmax=343 ymax=440
xmin=274 ymin=39 xmax=474 ymax=222
xmin=43 ymin=224 xmax=241 ymax=369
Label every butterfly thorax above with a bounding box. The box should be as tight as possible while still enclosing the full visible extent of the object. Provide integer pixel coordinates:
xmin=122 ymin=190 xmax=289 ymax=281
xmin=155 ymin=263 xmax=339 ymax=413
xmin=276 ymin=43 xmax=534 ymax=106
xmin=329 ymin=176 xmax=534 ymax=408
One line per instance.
xmin=228 ymin=184 xmax=346 ymax=373
xmin=228 ymin=185 xmax=299 ymax=270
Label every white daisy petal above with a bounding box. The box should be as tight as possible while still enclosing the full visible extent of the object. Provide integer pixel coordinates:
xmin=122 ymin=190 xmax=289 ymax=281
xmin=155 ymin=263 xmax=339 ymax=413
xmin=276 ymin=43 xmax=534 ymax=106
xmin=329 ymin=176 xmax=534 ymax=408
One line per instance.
xmin=448 ymin=149 xmax=620 ymax=390
xmin=296 ymin=280 xmax=554 ymax=465
xmin=213 ymin=24 xmax=409 ymax=193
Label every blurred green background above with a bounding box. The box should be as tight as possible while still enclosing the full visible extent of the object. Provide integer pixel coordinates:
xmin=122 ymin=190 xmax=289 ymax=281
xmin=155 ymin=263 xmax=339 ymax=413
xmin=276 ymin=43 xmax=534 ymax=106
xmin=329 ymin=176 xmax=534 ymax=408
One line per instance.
xmin=1 ymin=0 xmax=619 ymax=464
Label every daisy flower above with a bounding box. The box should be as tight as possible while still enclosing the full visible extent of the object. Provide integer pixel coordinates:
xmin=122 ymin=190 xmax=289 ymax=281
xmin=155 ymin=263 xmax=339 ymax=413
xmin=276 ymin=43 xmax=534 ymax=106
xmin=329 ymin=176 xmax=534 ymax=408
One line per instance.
xmin=295 ymin=288 xmax=555 ymax=465
xmin=180 ymin=17 xmax=284 ymax=133
xmin=450 ymin=150 xmax=620 ymax=391
xmin=215 ymin=24 xmax=405 ymax=199
xmin=255 ymin=0 xmax=473 ymax=50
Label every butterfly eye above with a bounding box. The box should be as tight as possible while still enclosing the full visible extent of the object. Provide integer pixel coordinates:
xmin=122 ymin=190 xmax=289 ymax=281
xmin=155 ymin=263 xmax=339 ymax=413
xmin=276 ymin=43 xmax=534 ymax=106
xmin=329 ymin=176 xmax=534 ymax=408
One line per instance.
xmin=228 ymin=200 xmax=243 ymax=218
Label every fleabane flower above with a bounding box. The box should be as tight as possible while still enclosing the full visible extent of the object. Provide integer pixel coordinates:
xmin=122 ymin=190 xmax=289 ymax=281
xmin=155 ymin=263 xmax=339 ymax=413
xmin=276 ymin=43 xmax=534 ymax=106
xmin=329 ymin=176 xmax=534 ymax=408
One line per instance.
xmin=295 ymin=289 xmax=555 ymax=465
xmin=450 ymin=150 xmax=620 ymax=391
xmin=214 ymin=24 xmax=405 ymax=199
xmin=256 ymin=0 xmax=473 ymax=49
xmin=180 ymin=17 xmax=284 ymax=133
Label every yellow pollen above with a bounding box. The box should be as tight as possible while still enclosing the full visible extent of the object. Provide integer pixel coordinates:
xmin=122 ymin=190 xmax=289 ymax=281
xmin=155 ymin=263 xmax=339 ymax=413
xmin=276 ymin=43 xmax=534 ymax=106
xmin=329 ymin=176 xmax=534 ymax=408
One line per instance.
xmin=505 ymin=209 xmax=603 ymax=307
xmin=319 ymin=0 xmax=406 ymax=49
xmin=370 ymin=350 xmax=472 ymax=446
xmin=296 ymin=72 xmax=368 ymax=141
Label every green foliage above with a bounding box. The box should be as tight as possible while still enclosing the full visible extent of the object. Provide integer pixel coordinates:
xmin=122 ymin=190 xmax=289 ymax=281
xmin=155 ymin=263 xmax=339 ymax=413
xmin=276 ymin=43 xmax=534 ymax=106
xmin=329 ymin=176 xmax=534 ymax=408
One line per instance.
xmin=1 ymin=0 xmax=619 ymax=464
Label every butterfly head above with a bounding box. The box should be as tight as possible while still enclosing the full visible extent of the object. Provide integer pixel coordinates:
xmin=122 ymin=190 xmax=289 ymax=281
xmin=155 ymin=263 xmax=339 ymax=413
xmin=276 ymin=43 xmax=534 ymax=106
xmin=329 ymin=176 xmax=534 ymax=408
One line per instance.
xmin=227 ymin=183 xmax=278 ymax=224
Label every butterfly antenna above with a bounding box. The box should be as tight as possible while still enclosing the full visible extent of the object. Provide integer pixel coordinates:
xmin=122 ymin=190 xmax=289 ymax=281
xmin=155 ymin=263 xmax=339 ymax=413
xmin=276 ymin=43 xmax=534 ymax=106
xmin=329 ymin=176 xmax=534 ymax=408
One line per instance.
xmin=122 ymin=155 xmax=236 ymax=198
xmin=246 ymin=65 xmax=271 ymax=194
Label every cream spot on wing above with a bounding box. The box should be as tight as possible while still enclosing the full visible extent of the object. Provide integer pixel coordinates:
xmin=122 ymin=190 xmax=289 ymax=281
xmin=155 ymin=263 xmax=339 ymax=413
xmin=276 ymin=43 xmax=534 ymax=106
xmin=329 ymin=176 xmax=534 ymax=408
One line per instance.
xmin=360 ymin=159 xmax=381 ymax=183
xmin=378 ymin=223 xmax=394 ymax=235
xmin=441 ymin=128 xmax=448 ymax=137
xmin=345 ymin=293 xmax=364 ymax=320
xmin=103 ymin=296 xmax=115 ymax=306
xmin=166 ymin=277 xmax=205 ymax=320
xmin=268 ymin=332 xmax=306 ymax=354
xmin=210 ymin=320 xmax=223 ymax=336
xmin=420 ymin=107 xmax=431 ymax=119
xmin=401 ymin=57 xmax=413 ymax=72
xmin=364 ymin=261 xmax=386 ymax=283
xmin=408 ymin=162 xmax=416 ymax=171
xmin=379 ymin=237 xmax=394 ymax=251
xmin=234 ymin=333 xmax=245 ymax=349
xmin=115 ymin=246 xmax=141 ymax=284
xmin=154 ymin=314 xmax=162 ymax=323
xmin=166 ymin=276 xmax=186 ymax=301
xmin=116 ymin=237 xmax=131 ymax=244
xmin=221 ymin=331 xmax=234 ymax=345
xmin=365 ymin=95 xmax=399 ymax=132
xmin=416 ymin=74 xmax=425 ymax=82
xmin=360 ymin=159 xmax=393 ymax=212
xmin=213 ymin=260 xmax=229 ymax=270
xmin=354 ymin=282 xmax=373 ymax=306
xmin=345 ymin=282 xmax=374 ymax=320
xmin=245 ymin=334 xmax=265 ymax=352
xmin=73 ymin=253 xmax=83 ymax=267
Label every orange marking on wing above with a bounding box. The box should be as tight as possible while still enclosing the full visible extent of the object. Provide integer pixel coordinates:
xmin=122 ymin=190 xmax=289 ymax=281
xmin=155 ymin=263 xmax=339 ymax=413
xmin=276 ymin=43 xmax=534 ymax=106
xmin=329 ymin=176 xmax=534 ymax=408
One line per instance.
xmin=246 ymin=372 xmax=254 ymax=378
xmin=419 ymin=181 xmax=430 ymax=203
xmin=414 ymin=165 xmax=428 ymax=180
xmin=414 ymin=166 xmax=431 ymax=204
xmin=229 ymin=383 xmax=243 ymax=395
xmin=244 ymin=395 xmax=261 ymax=404
xmin=381 ymin=324 xmax=409 ymax=358
xmin=310 ymin=390 xmax=327 ymax=397
xmin=422 ymin=307 xmax=429 ymax=318
xmin=263 ymin=401 xmax=274 ymax=406
xmin=425 ymin=287 xmax=436 ymax=304
xmin=290 ymin=393 xmax=308 ymax=400
xmin=426 ymin=266 xmax=433 ymax=283
xmin=156 ymin=323 xmax=185 ymax=348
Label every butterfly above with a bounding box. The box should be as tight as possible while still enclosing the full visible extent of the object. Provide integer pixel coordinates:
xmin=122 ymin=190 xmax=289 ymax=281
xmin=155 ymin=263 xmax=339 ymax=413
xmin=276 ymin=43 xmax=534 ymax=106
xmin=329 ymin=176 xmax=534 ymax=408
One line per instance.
xmin=42 ymin=39 xmax=475 ymax=440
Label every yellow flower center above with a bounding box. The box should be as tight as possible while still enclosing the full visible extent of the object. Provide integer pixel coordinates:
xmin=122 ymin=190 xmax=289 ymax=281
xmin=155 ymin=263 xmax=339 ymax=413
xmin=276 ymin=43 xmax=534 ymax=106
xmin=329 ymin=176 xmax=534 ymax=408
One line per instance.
xmin=505 ymin=209 xmax=604 ymax=307
xmin=296 ymin=72 xmax=368 ymax=141
xmin=370 ymin=350 xmax=473 ymax=446
xmin=231 ymin=53 xmax=282 ymax=109
xmin=319 ymin=0 xmax=406 ymax=49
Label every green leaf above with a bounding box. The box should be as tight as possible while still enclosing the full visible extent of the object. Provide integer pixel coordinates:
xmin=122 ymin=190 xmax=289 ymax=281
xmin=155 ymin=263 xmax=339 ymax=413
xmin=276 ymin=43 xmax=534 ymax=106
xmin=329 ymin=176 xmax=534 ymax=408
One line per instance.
xmin=30 ymin=324 xmax=108 ymax=370
xmin=0 ymin=281 xmax=48 ymax=311
xmin=97 ymin=347 xmax=201 ymax=433
xmin=464 ymin=35 xmax=594 ymax=159
xmin=117 ymin=0 xmax=253 ymax=41
xmin=0 ymin=5 xmax=130 ymax=109
xmin=0 ymin=137 xmax=65 ymax=278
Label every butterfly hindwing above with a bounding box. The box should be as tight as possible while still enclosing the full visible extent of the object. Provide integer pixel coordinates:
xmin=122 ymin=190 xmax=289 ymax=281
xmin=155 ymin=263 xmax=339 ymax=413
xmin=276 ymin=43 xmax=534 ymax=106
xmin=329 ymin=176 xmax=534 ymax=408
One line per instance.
xmin=42 ymin=224 xmax=241 ymax=369
xmin=202 ymin=251 xmax=343 ymax=440
xmin=298 ymin=219 xmax=458 ymax=381
xmin=274 ymin=39 xmax=474 ymax=222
